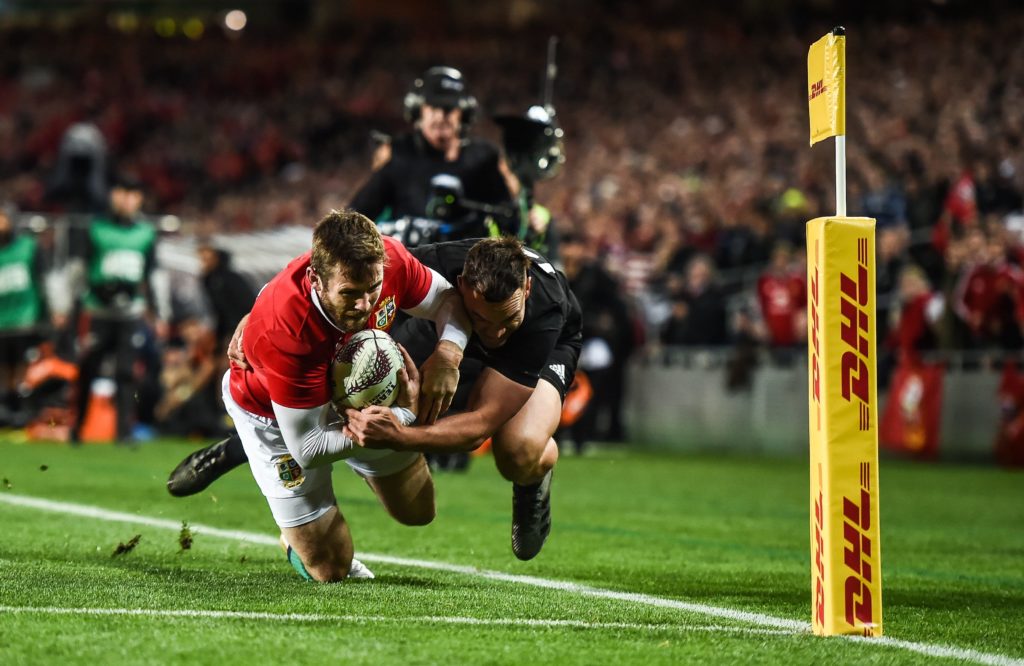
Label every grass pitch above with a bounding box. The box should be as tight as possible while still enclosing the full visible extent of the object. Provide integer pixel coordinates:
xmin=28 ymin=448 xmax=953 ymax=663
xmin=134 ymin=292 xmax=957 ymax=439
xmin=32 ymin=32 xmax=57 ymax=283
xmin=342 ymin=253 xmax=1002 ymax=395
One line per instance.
xmin=0 ymin=436 xmax=1022 ymax=665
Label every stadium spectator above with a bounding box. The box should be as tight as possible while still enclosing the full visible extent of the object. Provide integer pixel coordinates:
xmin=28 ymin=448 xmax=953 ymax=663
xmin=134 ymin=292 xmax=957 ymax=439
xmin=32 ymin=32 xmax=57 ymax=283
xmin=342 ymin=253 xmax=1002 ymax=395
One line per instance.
xmin=886 ymin=265 xmax=943 ymax=366
xmin=0 ymin=9 xmax=1023 ymax=381
xmin=196 ymin=242 xmax=256 ymax=355
xmin=154 ymin=318 xmax=223 ymax=437
xmin=876 ymin=226 xmax=909 ymax=363
xmin=756 ymin=242 xmax=806 ymax=350
xmin=560 ymin=230 xmax=632 ymax=448
xmin=953 ymin=227 xmax=1024 ymax=350
xmin=69 ymin=177 xmax=161 ymax=443
xmin=0 ymin=206 xmax=50 ymax=426
xmin=661 ymin=254 xmax=728 ymax=346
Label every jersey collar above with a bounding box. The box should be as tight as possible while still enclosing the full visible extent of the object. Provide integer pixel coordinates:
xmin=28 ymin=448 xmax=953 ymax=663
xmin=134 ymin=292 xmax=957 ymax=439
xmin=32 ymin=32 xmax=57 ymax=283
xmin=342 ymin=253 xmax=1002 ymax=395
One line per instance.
xmin=309 ymin=284 xmax=344 ymax=332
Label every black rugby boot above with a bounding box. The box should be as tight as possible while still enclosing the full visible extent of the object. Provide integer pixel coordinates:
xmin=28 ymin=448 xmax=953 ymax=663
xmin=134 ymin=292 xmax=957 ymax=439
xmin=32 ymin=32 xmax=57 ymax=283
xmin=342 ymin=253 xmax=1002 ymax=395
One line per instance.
xmin=511 ymin=469 xmax=553 ymax=560
xmin=167 ymin=433 xmax=247 ymax=497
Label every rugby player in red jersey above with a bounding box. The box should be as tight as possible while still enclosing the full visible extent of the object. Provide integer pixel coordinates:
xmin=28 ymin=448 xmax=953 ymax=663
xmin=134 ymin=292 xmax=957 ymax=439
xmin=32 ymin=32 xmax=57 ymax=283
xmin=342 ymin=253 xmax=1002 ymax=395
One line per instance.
xmin=215 ymin=210 xmax=469 ymax=582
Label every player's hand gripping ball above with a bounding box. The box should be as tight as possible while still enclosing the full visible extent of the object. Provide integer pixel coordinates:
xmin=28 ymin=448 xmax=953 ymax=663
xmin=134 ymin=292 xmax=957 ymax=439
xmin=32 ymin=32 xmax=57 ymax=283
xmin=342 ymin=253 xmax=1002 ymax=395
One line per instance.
xmin=331 ymin=329 xmax=405 ymax=409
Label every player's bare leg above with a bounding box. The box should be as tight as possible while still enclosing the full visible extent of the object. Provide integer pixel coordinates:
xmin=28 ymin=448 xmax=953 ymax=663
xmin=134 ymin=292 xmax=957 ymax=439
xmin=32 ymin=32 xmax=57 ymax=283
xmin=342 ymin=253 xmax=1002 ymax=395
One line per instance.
xmin=491 ymin=378 xmax=561 ymax=560
xmin=280 ymin=504 xmax=355 ymax=582
xmin=360 ymin=454 xmax=435 ymax=526
xmin=492 ymin=379 xmax=561 ymax=485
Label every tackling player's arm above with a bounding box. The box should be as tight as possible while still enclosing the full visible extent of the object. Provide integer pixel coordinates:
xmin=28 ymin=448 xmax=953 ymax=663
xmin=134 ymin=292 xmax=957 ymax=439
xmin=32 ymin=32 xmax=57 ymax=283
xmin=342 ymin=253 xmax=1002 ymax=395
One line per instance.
xmin=402 ymin=268 xmax=471 ymax=423
xmin=395 ymin=244 xmax=472 ymax=424
xmin=345 ymin=367 xmax=531 ymax=453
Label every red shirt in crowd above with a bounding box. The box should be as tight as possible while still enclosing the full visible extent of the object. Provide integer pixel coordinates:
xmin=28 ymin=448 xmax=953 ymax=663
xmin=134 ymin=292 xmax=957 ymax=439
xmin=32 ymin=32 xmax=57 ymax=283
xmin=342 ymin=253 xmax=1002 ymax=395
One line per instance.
xmin=955 ymin=262 xmax=1024 ymax=339
xmin=887 ymin=293 xmax=939 ymax=365
xmin=757 ymin=271 xmax=806 ymax=347
xmin=229 ymin=236 xmax=432 ymax=419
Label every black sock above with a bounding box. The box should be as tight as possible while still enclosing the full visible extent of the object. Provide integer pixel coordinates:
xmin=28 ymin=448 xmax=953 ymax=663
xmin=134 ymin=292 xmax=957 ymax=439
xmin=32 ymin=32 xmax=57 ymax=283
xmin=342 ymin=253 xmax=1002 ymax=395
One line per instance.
xmin=224 ymin=433 xmax=249 ymax=466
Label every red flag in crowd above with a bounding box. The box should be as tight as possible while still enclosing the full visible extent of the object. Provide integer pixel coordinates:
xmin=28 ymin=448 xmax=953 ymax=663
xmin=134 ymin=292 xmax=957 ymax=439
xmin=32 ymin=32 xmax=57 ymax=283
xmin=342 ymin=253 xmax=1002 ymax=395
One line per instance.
xmin=995 ymin=361 xmax=1024 ymax=467
xmin=880 ymin=361 xmax=945 ymax=458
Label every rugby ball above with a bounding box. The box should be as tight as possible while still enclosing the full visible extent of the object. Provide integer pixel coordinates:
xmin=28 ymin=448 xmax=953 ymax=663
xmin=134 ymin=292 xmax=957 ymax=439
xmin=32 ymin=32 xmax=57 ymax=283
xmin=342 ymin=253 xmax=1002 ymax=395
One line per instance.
xmin=331 ymin=329 xmax=404 ymax=409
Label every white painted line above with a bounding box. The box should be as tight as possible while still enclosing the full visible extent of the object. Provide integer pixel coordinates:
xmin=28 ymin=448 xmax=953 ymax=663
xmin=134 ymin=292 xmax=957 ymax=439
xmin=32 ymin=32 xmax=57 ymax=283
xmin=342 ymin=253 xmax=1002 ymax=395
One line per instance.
xmin=0 ymin=493 xmax=806 ymax=631
xmin=0 ymin=605 xmax=795 ymax=635
xmin=2 ymin=493 xmax=1022 ymax=666
xmin=844 ymin=636 xmax=1024 ymax=666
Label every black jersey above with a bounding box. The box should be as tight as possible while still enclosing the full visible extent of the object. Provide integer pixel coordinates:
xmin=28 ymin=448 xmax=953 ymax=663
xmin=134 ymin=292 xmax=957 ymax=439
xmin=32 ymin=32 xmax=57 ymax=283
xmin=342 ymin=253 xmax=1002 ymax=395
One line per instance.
xmin=350 ymin=132 xmax=512 ymax=227
xmin=405 ymin=239 xmax=582 ymax=388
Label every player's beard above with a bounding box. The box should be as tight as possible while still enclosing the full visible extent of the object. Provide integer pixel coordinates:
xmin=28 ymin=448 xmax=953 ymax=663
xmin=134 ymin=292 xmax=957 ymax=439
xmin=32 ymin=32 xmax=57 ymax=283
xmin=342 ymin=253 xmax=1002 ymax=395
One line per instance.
xmin=320 ymin=296 xmax=372 ymax=332
xmin=333 ymin=308 xmax=371 ymax=332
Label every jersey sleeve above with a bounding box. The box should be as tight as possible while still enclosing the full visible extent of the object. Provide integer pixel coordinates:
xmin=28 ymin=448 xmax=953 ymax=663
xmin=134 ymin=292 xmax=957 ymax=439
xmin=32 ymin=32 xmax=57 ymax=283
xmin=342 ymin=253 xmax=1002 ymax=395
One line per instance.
xmin=387 ymin=237 xmax=433 ymax=308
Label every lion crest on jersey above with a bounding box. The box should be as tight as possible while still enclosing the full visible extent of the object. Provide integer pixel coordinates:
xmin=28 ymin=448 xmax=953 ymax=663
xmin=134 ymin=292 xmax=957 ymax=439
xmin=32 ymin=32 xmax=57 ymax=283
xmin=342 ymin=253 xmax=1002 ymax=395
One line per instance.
xmin=373 ymin=295 xmax=397 ymax=330
xmin=275 ymin=455 xmax=305 ymax=489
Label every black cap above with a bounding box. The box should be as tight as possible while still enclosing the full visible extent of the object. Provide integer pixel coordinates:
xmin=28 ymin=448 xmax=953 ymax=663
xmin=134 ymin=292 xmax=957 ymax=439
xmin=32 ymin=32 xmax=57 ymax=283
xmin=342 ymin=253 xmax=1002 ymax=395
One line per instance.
xmin=110 ymin=173 xmax=144 ymax=192
xmin=420 ymin=66 xmax=469 ymax=108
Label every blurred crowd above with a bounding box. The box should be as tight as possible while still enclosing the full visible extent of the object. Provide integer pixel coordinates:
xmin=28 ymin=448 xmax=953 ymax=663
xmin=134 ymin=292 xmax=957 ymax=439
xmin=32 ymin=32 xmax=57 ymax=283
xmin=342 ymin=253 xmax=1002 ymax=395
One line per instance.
xmin=1 ymin=8 xmax=1024 ymax=439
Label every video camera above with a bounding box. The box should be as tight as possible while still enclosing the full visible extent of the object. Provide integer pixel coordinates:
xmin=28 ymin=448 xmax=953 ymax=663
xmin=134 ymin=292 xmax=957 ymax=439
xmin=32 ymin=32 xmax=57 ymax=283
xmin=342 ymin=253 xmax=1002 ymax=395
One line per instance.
xmin=375 ymin=174 xmax=517 ymax=248
xmin=496 ymin=105 xmax=565 ymax=186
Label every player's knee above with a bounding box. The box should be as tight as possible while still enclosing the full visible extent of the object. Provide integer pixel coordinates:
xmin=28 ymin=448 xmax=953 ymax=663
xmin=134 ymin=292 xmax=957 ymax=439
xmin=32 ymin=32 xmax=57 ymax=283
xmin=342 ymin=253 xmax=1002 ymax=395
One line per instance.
xmin=391 ymin=499 xmax=436 ymax=526
xmin=304 ymin=551 xmax=353 ymax=583
xmin=493 ymin=432 xmax=546 ymax=482
xmin=308 ymin=563 xmax=350 ymax=583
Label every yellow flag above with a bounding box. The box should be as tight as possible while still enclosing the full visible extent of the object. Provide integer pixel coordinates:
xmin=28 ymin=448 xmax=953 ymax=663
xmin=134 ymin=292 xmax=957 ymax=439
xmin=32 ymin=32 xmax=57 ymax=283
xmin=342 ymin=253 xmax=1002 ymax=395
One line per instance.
xmin=807 ymin=28 xmax=846 ymax=145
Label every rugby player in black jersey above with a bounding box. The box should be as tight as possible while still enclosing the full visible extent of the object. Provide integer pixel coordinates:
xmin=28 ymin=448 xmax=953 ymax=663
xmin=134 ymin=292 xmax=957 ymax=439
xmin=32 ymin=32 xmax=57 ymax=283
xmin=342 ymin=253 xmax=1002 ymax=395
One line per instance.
xmin=346 ymin=237 xmax=581 ymax=560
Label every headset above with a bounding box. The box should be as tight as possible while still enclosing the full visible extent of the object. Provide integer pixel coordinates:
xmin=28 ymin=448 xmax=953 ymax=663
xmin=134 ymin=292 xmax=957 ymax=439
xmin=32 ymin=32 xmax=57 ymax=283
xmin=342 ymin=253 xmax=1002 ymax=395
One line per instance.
xmin=403 ymin=66 xmax=478 ymax=127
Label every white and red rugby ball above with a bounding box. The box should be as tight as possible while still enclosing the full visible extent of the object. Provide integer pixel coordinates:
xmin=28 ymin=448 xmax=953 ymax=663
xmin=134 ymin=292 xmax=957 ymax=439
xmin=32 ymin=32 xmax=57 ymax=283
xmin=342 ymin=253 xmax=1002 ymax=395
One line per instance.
xmin=331 ymin=329 xmax=404 ymax=409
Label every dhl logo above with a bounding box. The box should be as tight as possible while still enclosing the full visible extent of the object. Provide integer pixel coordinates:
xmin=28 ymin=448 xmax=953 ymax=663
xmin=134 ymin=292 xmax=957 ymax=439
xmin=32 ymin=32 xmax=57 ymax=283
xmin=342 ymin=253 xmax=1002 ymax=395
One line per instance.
xmin=810 ymin=240 xmax=821 ymax=429
xmin=808 ymin=79 xmax=827 ymax=101
xmin=843 ymin=462 xmax=876 ymax=631
xmin=839 ymin=237 xmax=871 ymax=431
xmin=813 ymin=465 xmax=825 ymax=627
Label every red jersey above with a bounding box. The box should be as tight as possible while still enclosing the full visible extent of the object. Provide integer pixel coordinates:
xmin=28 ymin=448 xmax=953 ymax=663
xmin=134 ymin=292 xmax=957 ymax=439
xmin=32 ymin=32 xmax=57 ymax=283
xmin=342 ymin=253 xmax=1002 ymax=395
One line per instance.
xmin=956 ymin=263 xmax=1024 ymax=335
xmin=229 ymin=236 xmax=432 ymax=418
xmin=887 ymin=292 xmax=939 ymax=364
xmin=757 ymin=271 xmax=806 ymax=346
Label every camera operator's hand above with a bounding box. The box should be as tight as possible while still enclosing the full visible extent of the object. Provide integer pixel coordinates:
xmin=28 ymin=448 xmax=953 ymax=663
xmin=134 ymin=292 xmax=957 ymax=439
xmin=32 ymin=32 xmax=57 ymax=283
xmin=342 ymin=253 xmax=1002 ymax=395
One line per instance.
xmin=417 ymin=340 xmax=462 ymax=424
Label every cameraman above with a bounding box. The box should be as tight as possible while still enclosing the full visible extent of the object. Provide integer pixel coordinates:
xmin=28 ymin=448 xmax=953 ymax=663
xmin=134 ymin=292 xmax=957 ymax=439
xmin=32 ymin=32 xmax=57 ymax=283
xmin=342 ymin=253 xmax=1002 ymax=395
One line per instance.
xmin=350 ymin=66 xmax=516 ymax=241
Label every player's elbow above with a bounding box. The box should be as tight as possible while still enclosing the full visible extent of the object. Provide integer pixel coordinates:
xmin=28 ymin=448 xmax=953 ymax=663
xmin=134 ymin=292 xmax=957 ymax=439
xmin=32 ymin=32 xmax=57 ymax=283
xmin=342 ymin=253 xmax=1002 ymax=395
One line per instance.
xmin=289 ymin=449 xmax=318 ymax=471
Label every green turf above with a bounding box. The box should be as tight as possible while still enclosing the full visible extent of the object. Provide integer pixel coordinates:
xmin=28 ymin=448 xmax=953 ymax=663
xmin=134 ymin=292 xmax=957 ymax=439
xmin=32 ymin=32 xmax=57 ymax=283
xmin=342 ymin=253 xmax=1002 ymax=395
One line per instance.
xmin=0 ymin=436 xmax=1022 ymax=665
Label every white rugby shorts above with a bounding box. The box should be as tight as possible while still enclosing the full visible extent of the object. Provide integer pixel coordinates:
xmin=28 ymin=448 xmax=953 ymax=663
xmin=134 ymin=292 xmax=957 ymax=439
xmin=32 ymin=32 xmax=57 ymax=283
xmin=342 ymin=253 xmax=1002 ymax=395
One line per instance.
xmin=221 ymin=371 xmax=419 ymax=528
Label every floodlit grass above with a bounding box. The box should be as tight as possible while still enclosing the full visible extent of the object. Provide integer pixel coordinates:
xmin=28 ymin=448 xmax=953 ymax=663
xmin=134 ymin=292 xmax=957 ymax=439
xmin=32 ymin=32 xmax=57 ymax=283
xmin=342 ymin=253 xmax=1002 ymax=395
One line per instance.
xmin=0 ymin=436 xmax=1022 ymax=664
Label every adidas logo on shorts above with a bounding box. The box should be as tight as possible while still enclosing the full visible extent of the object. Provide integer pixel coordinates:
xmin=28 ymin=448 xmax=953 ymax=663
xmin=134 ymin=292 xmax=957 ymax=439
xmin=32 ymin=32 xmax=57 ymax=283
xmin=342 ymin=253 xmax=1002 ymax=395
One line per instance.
xmin=549 ymin=364 xmax=566 ymax=384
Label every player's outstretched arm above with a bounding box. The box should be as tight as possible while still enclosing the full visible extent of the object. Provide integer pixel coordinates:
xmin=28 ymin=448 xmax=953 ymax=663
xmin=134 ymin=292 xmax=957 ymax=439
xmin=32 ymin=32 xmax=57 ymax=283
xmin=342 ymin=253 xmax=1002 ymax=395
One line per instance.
xmin=274 ymin=399 xmax=416 ymax=469
xmin=403 ymin=270 xmax=472 ymax=424
xmin=346 ymin=367 xmax=530 ymax=453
